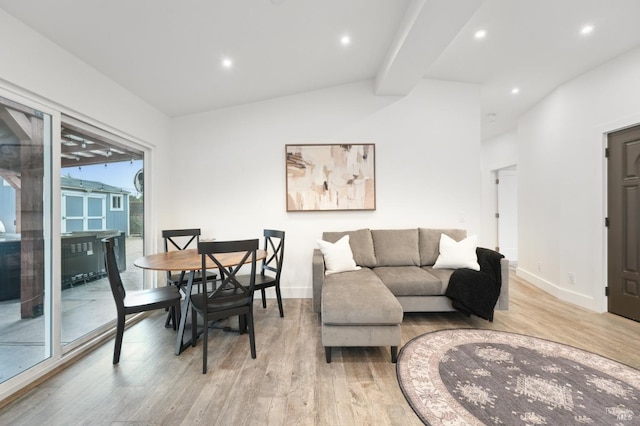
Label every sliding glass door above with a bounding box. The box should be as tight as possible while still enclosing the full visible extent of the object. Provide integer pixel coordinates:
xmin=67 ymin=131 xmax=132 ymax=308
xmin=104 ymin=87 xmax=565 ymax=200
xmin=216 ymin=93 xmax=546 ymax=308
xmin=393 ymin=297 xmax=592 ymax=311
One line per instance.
xmin=0 ymin=95 xmax=53 ymax=382
xmin=60 ymin=117 xmax=144 ymax=348
xmin=0 ymin=93 xmax=146 ymax=386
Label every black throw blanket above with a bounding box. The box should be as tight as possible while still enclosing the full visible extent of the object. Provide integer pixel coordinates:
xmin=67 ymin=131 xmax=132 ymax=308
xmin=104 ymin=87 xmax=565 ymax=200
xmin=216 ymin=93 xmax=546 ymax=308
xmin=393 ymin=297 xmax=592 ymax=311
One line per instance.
xmin=445 ymin=248 xmax=504 ymax=321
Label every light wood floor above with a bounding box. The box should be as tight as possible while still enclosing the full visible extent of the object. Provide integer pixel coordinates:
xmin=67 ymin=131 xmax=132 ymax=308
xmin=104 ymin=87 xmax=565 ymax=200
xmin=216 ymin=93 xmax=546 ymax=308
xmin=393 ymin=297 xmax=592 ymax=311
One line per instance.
xmin=0 ymin=273 xmax=639 ymax=425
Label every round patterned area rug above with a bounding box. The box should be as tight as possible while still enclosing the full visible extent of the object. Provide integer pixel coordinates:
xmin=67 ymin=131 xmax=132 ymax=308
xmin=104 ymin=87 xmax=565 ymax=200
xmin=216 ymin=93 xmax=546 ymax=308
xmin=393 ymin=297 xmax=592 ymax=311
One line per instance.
xmin=396 ymin=329 xmax=640 ymax=425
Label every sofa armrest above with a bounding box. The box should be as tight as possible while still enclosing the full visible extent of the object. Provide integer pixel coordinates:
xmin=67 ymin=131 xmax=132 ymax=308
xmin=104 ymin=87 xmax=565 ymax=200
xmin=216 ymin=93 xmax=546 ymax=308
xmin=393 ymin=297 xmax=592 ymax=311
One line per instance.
xmin=496 ymin=257 xmax=510 ymax=310
xmin=476 ymin=247 xmax=509 ymax=311
xmin=312 ymin=248 xmax=325 ymax=313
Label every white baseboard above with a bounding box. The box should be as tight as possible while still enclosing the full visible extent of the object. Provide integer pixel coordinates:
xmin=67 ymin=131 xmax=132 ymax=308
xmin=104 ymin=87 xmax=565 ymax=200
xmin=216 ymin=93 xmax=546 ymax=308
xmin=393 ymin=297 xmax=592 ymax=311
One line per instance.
xmin=258 ymin=287 xmax=312 ymax=299
xmin=516 ymin=267 xmax=602 ymax=312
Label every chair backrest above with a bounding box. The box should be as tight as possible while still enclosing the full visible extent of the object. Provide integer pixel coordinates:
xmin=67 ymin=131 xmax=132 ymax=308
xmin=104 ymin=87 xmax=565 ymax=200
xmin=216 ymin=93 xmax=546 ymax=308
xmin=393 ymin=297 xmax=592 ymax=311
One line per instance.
xmin=198 ymin=239 xmax=259 ymax=304
xmin=102 ymin=237 xmax=125 ymax=311
xmin=162 ymin=228 xmax=202 ymax=252
xmin=261 ymin=229 xmax=285 ymax=279
xmin=162 ymin=228 xmax=202 ymax=285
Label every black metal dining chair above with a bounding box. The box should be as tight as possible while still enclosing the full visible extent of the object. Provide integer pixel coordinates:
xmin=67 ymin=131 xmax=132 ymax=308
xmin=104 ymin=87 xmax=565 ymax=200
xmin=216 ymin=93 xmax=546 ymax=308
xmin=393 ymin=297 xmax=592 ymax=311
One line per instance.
xmin=162 ymin=228 xmax=218 ymax=287
xmin=161 ymin=228 xmax=217 ymax=326
xmin=237 ymin=229 xmax=285 ymax=317
xmin=102 ymin=237 xmax=181 ymax=364
xmin=190 ymin=239 xmax=259 ymax=374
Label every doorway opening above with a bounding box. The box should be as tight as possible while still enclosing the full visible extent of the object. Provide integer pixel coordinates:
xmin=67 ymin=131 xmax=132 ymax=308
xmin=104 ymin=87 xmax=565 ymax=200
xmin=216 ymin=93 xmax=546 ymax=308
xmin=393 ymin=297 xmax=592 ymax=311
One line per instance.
xmin=495 ymin=166 xmax=518 ymax=266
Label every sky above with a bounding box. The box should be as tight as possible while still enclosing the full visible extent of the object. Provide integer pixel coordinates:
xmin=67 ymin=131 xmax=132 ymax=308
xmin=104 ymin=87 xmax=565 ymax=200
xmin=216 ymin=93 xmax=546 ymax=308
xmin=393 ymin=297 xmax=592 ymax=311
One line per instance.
xmin=62 ymin=159 xmax=143 ymax=196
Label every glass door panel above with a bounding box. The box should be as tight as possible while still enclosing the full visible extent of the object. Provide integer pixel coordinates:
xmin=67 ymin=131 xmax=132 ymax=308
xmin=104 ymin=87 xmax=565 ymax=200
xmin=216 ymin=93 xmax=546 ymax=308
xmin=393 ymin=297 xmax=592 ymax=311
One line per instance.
xmin=60 ymin=117 xmax=144 ymax=347
xmin=0 ymin=95 xmax=52 ymax=383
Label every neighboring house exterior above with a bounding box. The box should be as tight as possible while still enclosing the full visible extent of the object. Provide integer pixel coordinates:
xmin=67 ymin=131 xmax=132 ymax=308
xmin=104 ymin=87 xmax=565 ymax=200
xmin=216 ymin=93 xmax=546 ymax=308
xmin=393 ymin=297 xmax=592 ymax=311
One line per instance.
xmin=61 ymin=176 xmax=130 ymax=236
xmin=1 ymin=176 xmax=131 ymax=236
xmin=0 ymin=176 xmax=130 ymax=295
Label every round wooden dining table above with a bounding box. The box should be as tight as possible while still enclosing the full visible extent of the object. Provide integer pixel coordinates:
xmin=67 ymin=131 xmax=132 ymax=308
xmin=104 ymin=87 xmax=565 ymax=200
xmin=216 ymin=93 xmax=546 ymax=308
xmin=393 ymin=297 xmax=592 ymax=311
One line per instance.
xmin=134 ymin=248 xmax=267 ymax=355
xmin=134 ymin=248 xmax=266 ymax=272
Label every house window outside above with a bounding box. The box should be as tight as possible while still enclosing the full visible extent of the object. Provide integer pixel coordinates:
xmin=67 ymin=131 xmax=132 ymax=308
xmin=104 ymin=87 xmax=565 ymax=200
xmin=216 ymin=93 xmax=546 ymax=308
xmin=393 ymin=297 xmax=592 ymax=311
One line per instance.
xmin=111 ymin=194 xmax=123 ymax=211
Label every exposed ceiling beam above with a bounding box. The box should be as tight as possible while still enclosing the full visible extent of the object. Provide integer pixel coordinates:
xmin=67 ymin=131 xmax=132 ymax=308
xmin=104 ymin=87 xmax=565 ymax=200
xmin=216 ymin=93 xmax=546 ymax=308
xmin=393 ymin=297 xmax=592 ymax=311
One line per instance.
xmin=0 ymin=169 xmax=21 ymax=190
xmin=0 ymin=105 xmax=32 ymax=140
xmin=375 ymin=0 xmax=481 ymax=96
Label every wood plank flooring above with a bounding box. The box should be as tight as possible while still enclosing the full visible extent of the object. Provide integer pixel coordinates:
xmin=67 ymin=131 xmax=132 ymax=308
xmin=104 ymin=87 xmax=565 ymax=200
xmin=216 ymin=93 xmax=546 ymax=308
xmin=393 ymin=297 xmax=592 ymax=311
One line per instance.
xmin=0 ymin=272 xmax=639 ymax=425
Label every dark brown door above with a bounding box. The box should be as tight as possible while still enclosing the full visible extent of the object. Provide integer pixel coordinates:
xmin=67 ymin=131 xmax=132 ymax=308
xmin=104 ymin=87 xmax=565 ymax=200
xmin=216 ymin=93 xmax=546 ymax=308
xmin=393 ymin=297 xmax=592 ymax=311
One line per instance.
xmin=608 ymin=124 xmax=640 ymax=321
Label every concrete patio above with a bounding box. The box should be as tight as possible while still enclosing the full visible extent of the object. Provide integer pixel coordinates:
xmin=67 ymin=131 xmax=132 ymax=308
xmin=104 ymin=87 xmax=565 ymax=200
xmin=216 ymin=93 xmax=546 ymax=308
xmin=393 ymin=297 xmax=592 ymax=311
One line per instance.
xmin=0 ymin=237 xmax=144 ymax=383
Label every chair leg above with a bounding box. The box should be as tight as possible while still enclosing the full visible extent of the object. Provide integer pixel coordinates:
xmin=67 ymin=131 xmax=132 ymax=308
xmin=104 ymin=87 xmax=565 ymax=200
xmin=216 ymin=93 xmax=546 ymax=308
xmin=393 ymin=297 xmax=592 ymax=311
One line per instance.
xmin=261 ymin=288 xmax=267 ymax=308
xmin=164 ymin=308 xmax=173 ymax=328
xmin=325 ymin=346 xmax=332 ymax=363
xmin=191 ymin=307 xmax=197 ymax=347
xmin=247 ymin=309 xmax=256 ymax=359
xmin=173 ymin=301 xmax=181 ymax=331
xmin=202 ymin=314 xmax=208 ymax=374
xmin=239 ymin=314 xmax=247 ymax=334
xmin=165 ymin=284 xmax=182 ymax=328
xmin=275 ymin=285 xmax=284 ymax=317
xmin=113 ymin=315 xmax=125 ymax=364
xmin=168 ymin=307 xmax=176 ymax=331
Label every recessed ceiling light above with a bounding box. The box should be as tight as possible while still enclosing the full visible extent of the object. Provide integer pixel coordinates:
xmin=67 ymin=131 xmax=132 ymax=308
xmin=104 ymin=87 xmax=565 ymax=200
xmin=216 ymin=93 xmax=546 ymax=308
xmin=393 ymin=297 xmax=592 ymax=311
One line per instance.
xmin=474 ymin=29 xmax=487 ymax=39
xmin=340 ymin=35 xmax=351 ymax=46
xmin=581 ymin=25 xmax=594 ymax=35
xmin=511 ymin=87 xmax=520 ymax=95
xmin=222 ymin=58 xmax=233 ymax=68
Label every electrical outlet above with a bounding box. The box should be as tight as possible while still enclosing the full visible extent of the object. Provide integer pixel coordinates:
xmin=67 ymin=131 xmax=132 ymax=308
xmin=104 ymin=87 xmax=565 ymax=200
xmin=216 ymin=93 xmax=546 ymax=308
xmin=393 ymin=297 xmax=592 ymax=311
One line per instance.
xmin=568 ymin=272 xmax=576 ymax=285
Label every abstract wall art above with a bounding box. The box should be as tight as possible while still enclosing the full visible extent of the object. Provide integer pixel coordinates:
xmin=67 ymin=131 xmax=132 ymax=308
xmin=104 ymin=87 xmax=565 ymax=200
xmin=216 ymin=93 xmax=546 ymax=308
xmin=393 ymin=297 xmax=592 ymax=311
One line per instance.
xmin=285 ymin=144 xmax=375 ymax=212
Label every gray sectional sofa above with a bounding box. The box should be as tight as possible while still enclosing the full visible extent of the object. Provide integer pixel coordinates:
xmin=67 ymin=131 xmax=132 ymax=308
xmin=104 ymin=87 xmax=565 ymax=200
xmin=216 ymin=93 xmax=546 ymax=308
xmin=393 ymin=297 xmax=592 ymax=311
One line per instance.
xmin=312 ymin=228 xmax=509 ymax=363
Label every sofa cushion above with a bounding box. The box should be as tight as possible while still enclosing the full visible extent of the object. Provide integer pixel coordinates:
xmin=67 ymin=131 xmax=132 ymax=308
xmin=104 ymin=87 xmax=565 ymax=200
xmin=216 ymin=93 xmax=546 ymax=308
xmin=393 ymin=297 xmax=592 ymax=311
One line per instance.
xmin=373 ymin=266 xmax=443 ymax=296
xmin=422 ymin=266 xmax=455 ymax=290
xmin=371 ymin=229 xmax=419 ymax=266
xmin=419 ymin=228 xmax=467 ymax=266
xmin=322 ymin=268 xmax=403 ymax=325
xmin=322 ymin=229 xmax=376 ymax=267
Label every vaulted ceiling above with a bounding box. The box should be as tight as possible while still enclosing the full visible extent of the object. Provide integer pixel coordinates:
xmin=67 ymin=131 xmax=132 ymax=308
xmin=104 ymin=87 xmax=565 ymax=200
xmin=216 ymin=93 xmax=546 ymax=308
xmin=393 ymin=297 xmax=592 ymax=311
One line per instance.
xmin=2 ymin=0 xmax=640 ymax=141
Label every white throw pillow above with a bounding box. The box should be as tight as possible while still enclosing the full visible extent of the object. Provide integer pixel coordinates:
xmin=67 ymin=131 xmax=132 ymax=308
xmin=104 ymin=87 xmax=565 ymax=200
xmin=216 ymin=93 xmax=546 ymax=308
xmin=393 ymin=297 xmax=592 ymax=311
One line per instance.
xmin=317 ymin=235 xmax=361 ymax=275
xmin=433 ymin=234 xmax=480 ymax=271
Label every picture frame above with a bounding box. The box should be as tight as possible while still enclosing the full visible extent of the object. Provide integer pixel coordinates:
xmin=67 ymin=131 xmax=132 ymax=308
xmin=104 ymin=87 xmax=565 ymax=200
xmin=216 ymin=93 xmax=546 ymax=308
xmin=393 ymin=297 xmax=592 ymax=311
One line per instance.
xmin=285 ymin=144 xmax=376 ymax=212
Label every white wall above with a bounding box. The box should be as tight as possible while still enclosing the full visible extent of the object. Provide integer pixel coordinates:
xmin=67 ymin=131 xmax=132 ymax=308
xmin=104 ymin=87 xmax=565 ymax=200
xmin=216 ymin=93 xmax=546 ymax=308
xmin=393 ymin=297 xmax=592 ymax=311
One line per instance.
xmin=481 ymin=130 xmax=518 ymax=250
xmin=0 ymin=10 xmax=168 ymax=146
xmin=517 ymin=46 xmax=640 ymax=312
xmin=166 ymin=79 xmax=482 ymax=297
